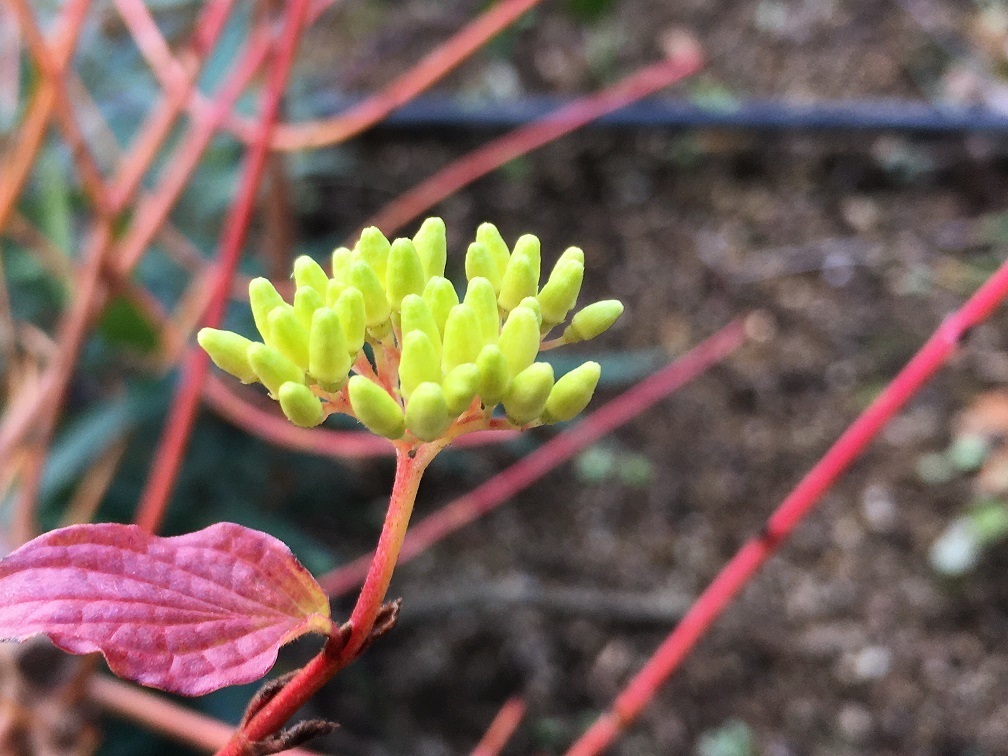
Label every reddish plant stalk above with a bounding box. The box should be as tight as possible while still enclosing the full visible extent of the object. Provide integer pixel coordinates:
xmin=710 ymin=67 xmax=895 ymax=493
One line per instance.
xmin=217 ymin=442 xmax=443 ymax=756
xmin=319 ymin=318 xmax=747 ymax=596
xmin=132 ymin=0 xmax=311 ymax=535
xmin=0 ymin=0 xmax=90 ymax=234
xmin=86 ymin=675 xmax=313 ymax=756
xmin=365 ymin=48 xmax=702 ymax=236
xmin=109 ymin=0 xmax=238 ymax=210
xmin=471 ymin=697 xmax=527 ymax=756
xmin=565 ymin=258 xmax=1008 ymax=755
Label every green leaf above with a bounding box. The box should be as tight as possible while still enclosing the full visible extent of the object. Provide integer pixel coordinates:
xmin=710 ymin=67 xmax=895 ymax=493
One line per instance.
xmin=97 ymin=295 xmax=160 ymax=353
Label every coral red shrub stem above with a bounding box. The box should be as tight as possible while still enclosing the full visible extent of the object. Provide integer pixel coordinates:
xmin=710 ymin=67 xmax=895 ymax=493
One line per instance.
xmin=133 ymin=0 xmax=311 ymax=535
xmin=566 ymin=256 xmax=1008 ymax=755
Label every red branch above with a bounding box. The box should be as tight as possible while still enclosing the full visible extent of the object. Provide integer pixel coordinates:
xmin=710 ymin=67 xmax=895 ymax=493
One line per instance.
xmin=133 ymin=0 xmax=311 ymax=535
xmin=565 ymin=256 xmax=1008 ymax=755
xmin=471 ymin=697 xmax=527 ymax=756
xmin=365 ymin=47 xmax=703 ymax=236
xmin=319 ymin=318 xmax=748 ymax=596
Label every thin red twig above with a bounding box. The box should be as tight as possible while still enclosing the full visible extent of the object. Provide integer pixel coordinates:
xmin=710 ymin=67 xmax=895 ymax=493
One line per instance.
xmin=565 ymin=259 xmax=1008 ymax=755
xmin=365 ymin=47 xmax=703 ymax=236
xmin=471 ymin=697 xmax=527 ymax=756
xmin=133 ymin=0 xmax=312 ymax=535
xmin=319 ymin=318 xmax=748 ymax=596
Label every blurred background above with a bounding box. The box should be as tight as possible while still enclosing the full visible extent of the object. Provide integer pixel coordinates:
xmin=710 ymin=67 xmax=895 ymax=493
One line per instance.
xmin=4 ymin=0 xmax=1008 ymax=753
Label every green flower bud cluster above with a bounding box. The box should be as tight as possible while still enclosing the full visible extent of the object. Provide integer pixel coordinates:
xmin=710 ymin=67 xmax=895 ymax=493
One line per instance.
xmin=198 ymin=218 xmax=622 ymax=442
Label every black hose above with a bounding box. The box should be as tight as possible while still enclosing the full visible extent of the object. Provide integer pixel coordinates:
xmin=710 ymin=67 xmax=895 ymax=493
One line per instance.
xmin=316 ymin=93 xmax=1008 ymax=134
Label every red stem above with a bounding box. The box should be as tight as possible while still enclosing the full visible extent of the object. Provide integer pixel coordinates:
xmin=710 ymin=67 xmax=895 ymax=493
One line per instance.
xmin=565 ymin=257 xmax=1008 ymax=755
xmin=133 ymin=0 xmax=311 ymax=535
xmin=471 ymin=697 xmax=527 ymax=756
xmin=319 ymin=318 xmax=748 ymax=596
xmin=216 ymin=442 xmax=442 ymax=755
xmin=365 ymin=48 xmax=703 ymax=236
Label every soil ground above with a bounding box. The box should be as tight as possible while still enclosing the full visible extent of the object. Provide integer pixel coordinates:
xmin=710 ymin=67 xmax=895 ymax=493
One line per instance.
xmin=269 ymin=1 xmax=1008 ymax=753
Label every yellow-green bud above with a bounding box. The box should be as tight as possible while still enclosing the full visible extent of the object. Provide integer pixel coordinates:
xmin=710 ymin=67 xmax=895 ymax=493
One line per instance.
xmin=248 ymin=342 xmax=304 ymax=397
xmin=442 ymin=363 xmax=481 ymax=415
xmin=512 ymin=234 xmax=541 ymax=280
xmin=385 ymin=238 xmax=425 ymax=310
xmin=348 ymin=260 xmax=391 ymax=328
xmin=464 ymin=277 xmax=500 ymax=346
xmin=399 ymin=330 xmax=441 ymax=401
xmin=294 ymin=285 xmax=325 ymax=330
xmin=503 ymin=362 xmax=554 ymax=425
xmin=326 ymin=279 xmax=347 ymax=307
xmin=348 ymin=375 xmax=405 ymax=439
xmin=356 ymin=227 xmax=391 ymax=286
xmin=441 ymin=303 xmax=483 ymax=375
xmin=293 ymin=255 xmax=329 ymax=297
xmin=423 ymin=276 xmax=460 ymax=337
xmin=331 ymin=246 xmax=352 ymax=283
xmin=400 ymin=294 xmax=442 ymax=356
xmin=334 ymin=287 xmax=366 ymax=354
xmin=278 ymin=382 xmax=324 ymax=428
xmin=543 ymin=361 xmax=601 ymax=422
xmin=538 ymin=258 xmax=584 ymax=328
xmin=563 ymin=300 xmax=624 ymax=343
xmin=249 ymin=277 xmax=285 ymax=342
xmin=198 ymin=328 xmax=257 ymax=383
xmin=465 ymin=242 xmax=502 ymax=293
xmin=405 ymin=382 xmax=452 ymax=442
xmin=267 ymin=305 xmax=309 ymax=370
xmin=558 ymin=246 xmax=585 ymax=266
xmin=413 ymin=216 xmax=447 ymax=280
xmin=498 ymin=254 xmax=539 ymax=312
xmin=518 ymin=296 xmax=542 ymax=327
xmin=498 ymin=305 xmax=540 ymax=379
xmin=476 ymin=222 xmax=510 ymax=279
xmin=475 ymin=344 xmax=509 ymax=407
xmin=309 ymin=307 xmax=351 ymax=389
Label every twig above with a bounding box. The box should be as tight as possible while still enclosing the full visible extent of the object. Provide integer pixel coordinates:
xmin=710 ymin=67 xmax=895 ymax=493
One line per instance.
xmin=319 ymin=318 xmax=748 ymax=596
xmin=471 ymin=697 xmax=526 ymax=756
xmin=133 ymin=0 xmax=312 ymax=535
xmin=365 ymin=47 xmax=703 ymax=236
xmin=565 ymin=256 xmax=1008 ymax=755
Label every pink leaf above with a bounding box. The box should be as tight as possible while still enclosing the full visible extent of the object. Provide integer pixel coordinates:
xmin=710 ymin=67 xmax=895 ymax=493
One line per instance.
xmin=0 ymin=522 xmax=334 ymax=695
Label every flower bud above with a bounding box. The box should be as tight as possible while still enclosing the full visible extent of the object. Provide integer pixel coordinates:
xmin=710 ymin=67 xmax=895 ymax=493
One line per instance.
xmin=465 ymin=242 xmax=502 ymax=293
xmin=464 ymin=277 xmax=500 ymax=346
xmin=442 ymin=363 xmax=482 ymax=415
xmin=356 ymin=227 xmax=391 ymax=286
xmin=331 ymin=246 xmax=353 ymax=283
xmin=278 ymin=382 xmax=324 ymax=428
xmin=400 ymin=294 xmax=442 ymax=356
xmin=413 ymin=216 xmax=447 ymax=280
xmin=502 ymin=362 xmax=554 ymax=425
xmin=563 ymin=300 xmax=624 ymax=343
xmin=309 ymin=307 xmax=351 ymax=389
xmin=348 ymin=375 xmax=405 ymax=439
xmin=294 ymin=285 xmax=325 ymax=330
xmin=334 ymin=287 xmax=366 ymax=354
xmin=542 ymin=361 xmax=601 ymax=422
xmin=198 ymin=328 xmax=257 ymax=383
xmin=405 ymin=382 xmax=452 ymax=442
xmin=348 ymin=260 xmax=391 ymax=328
xmin=399 ymin=330 xmax=441 ymax=401
xmin=441 ymin=303 xmax=483 ymax=375
xmin=476 ymin=222 xmax=510 ymax=279
xmin=512 ymin=234 xmax=541 ymax=281
xmin=498 ymin=305 xmax=540 ymax=379
xmin=293 ymin=255 xmax=329 ymax=297
xmin=385 ymin=237 xmax=425 ymax=310
xmin=538 ymin=258 xmax=584 ymax=327
xmin=267 ymin=305 xmax=309 ymax=370
xmin=249 ymin=277 xmax=285 ymax=342
xmin=326 ymin=279 xmax=347 ymax=307
xmin=423 ymin=276 xmax=460 ymax=338
xmin=475 ymin=344 xmax=509 ymax=407
xmin=498 ymin=254 xmax=539 ymax=312
xmin=558 ymin=246 xmax=585 ymax=266
xmin=248 ymin=342 xmax=304 ymax=397
xmin=518 ymin=296 xmax=542 ymax=327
